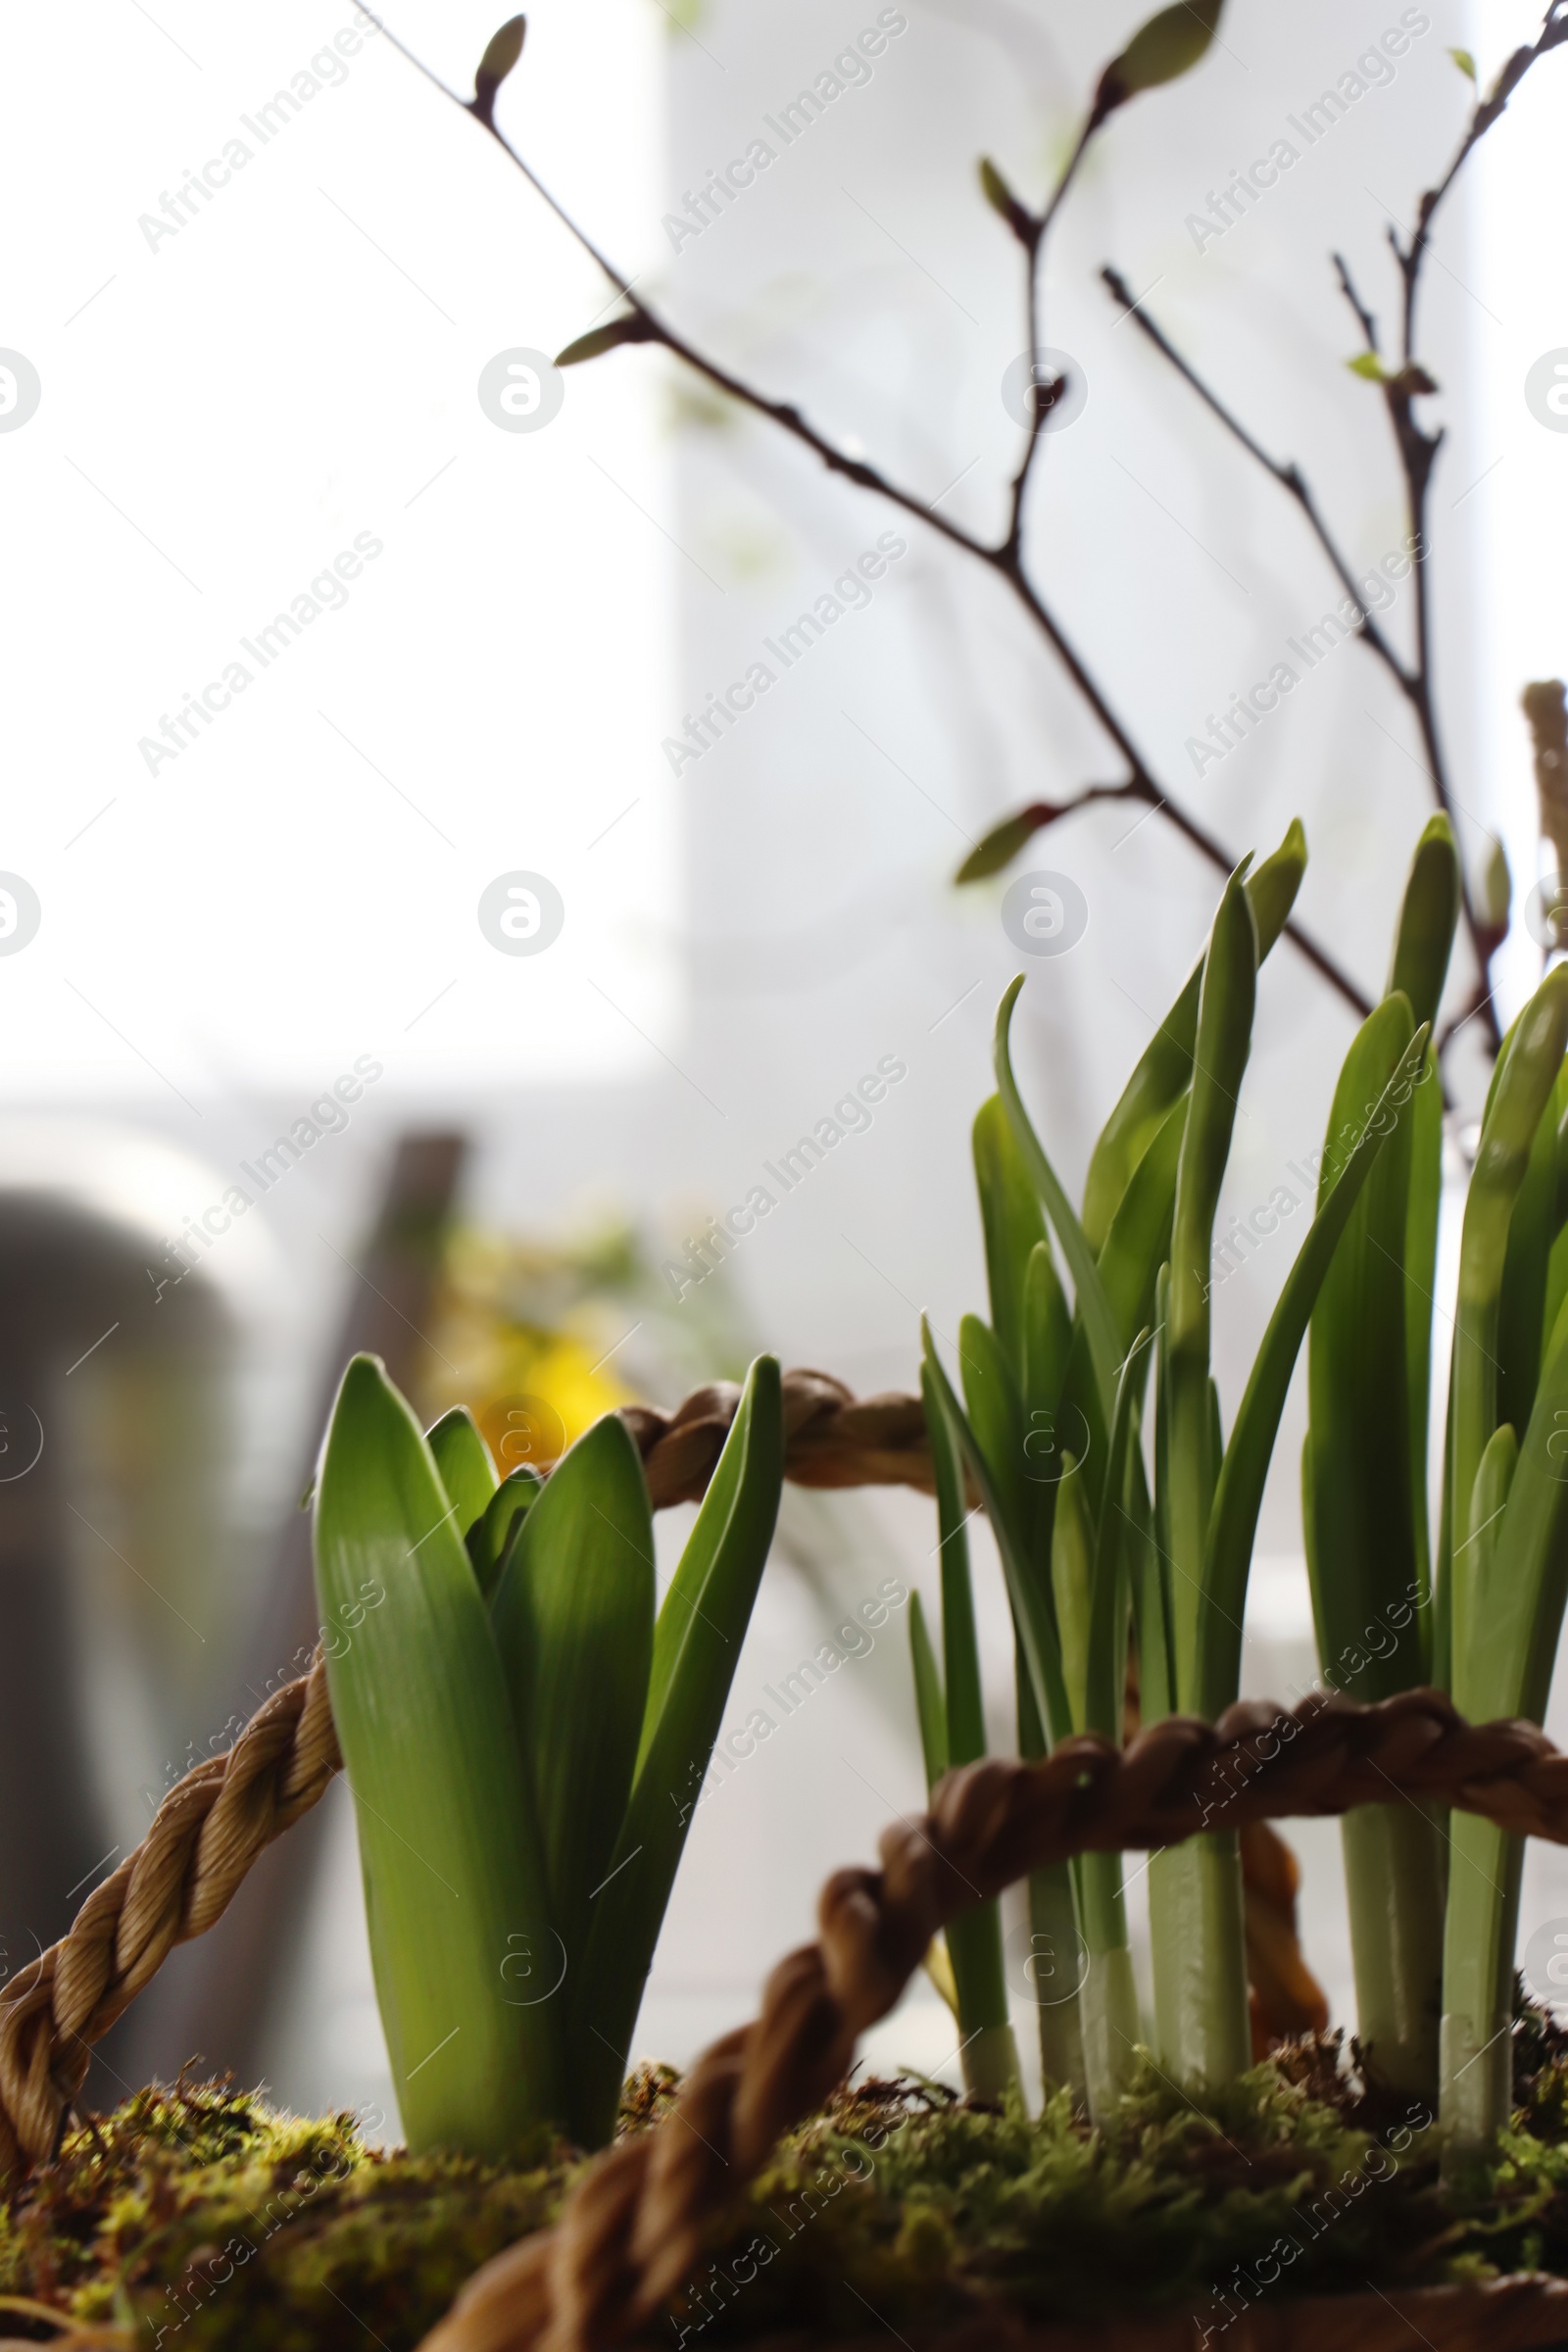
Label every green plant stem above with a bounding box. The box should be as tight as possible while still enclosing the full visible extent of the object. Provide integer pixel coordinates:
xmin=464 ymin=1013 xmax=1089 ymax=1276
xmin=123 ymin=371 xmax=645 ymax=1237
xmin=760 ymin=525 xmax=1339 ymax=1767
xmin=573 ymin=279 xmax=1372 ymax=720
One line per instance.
xmin=921 ymin=1370 xmax=1022 ymax=2104
xmin=1149 ymin=1834 xmax=1250 ymax=2091
xmin=1440 ymin=1818 xmax=1523 ymax=2155
xmin=1341 ymin=1802 xmax=1444 ymax=2094
xmin=1076 ymin=1849 xmax=1140 ymax=2118
xmin=946 ymin=1906 xmax=1018 ymax=2100
xmin=1027 ymin=1857 xmax=1089 ymax=2102
xmin=1017 ymin=1659 xmax=1087 ymax=2100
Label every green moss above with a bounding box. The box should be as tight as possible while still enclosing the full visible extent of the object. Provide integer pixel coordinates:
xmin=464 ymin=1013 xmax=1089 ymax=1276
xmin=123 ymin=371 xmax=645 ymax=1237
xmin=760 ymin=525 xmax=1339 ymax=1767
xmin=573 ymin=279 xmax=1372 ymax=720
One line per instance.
xmin=671 ymin=2029 xmax=1568 ymax=2341
xmin=15 ymin=2034 xmax=1568 ymax=2349
xmin=0 ymin=2079 xmax=578 ymax=2352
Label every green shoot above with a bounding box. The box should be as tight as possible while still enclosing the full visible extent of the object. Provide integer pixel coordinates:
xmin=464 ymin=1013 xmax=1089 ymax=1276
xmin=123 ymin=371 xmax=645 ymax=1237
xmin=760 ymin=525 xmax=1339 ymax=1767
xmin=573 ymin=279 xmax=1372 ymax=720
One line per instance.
xmin=907 ymin=1367 xmax=1020 ymax=2101
xmin=315 ymin=1358 xmax=561 ymax=2159
xmin=1440 ymin=965 xmax=1568 ymax=2149
xmin=1303 ymin=817 xmax=1457 ymax=2098
xmin=315 ymin=1350 xmax=785 ymax=2158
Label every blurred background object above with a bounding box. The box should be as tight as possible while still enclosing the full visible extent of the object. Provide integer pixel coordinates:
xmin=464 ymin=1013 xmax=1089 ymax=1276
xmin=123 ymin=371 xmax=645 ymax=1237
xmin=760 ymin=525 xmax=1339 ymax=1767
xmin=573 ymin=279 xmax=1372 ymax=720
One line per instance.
xmin=5 ymin=0 xmax=1568 ymax=2133
xmin=0 ymin=1122 xmax=266 ymax=2044
xmin=121 ymin=1133 xmax=466 ymax=2103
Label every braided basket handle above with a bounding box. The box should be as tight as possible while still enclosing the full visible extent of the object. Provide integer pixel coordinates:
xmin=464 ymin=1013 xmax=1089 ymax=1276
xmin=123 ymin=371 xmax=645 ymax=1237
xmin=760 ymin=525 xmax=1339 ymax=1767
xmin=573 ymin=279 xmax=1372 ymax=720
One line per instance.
xmin=3 ymin=1385 xmax=1566 ymax=2351
xmin=0 ymin=1374 xmax=927 ymax=2185
xmin=418 ymin=1687 xmax=1568 ymax=2352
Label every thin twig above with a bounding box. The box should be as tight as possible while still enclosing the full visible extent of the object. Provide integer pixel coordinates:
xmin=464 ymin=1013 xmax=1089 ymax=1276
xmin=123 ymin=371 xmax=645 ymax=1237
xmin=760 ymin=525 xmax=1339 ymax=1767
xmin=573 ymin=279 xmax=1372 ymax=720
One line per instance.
xmin=363 ymin=7 xmax=1374 ymax=1027
xmin=1000 ymin=119 xmax=1096 ymax=556
xmin=1102 ymin=11 xmax=1568 ymax=1059
xmin=1100 ymin=268 xmax=1413 ymax=692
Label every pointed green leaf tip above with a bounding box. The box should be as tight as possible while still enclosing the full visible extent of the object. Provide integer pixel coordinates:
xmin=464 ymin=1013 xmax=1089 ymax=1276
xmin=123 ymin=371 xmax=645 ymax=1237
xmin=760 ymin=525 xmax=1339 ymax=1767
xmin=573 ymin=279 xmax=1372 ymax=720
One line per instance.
xmin=425 ymin=1406 xmax=497 ymax=1540
xmin=1448 ymin=46 xmax=1478 ymax=84
xmin=1095 ymin=0 xmax=1224 ymax=120
xmin=1483 ymin=833 xmax=1512 ymax=930
xmin=556 ymin=313 xmax=660 ymax=368
xmin=1348 ymin=352 xmax=1389 ymax=381
xmin=314 ymin=1352 xmax=561 ymax=2157
xmin=956 ymin=802 xmax=1061 ymax=883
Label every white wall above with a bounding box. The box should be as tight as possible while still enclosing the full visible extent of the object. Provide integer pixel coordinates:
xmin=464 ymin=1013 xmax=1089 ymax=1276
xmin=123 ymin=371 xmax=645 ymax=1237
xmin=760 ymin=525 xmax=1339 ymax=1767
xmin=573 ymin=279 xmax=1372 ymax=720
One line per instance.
xmin=10 ymin=0 xmax=1568 ymax=2124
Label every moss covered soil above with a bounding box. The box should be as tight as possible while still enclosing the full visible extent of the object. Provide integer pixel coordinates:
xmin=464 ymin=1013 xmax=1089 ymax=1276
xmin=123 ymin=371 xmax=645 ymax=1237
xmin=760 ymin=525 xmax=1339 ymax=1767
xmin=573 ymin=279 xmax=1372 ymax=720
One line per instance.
xmin=12 ymin=2017 xmax=1568 ymax=2352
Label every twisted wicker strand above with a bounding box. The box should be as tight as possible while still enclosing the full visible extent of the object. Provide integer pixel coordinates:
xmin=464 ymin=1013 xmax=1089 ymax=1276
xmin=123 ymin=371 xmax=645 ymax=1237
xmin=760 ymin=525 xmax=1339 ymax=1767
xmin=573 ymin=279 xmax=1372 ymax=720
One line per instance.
xmin=621 ymin=1370 xmax=934 ymax=1507
xmin=421 ymin=1689 xmax=1568 ymax=2352
xmin=11 ymin=1379 xmax=1568 ymax=2352
xmin=0 ymin=1657 xmax=341 ymax=2185
xmin=0 ymin=1370 xmax=919 ymax=2189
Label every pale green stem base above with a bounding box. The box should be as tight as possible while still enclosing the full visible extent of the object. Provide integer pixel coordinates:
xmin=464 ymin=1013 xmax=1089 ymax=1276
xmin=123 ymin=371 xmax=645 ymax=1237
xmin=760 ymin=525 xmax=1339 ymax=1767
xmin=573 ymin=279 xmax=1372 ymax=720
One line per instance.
xmin=1080 ymin=1943 xmax=1141 ymax=2122
xmin=1149 ymin=1832 xmax=1250 ymax=2090
xmin=1343 ymin=1801 xmax=1444 ymax=2098
xmin=1440 ymin=1813 xmax=1523 ymax=2156
xmin=1076 ymin=1849 xmax=1140 ymax=2120
xmin=947 ymin=1898 xmax=1019 ymax=2101
xmin=962 ymin=2021 xmax=1022 ymax=2101
xmin=1029 ymin=1860 xmax=1088 ymax=2105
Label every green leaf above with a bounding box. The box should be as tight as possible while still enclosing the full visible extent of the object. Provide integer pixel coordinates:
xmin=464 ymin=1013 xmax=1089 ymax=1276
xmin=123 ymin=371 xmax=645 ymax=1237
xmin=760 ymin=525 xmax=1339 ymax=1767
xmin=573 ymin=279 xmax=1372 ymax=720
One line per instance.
xmin=921 ymin=1365 xmax=1016 ymax=2089
xmin=1545 ymin=1104 xmax=1568 ymax=1349
xmin=1019 ymin=1239 xmax=1072 ymax=1576
xmin=1497 ymin=1070 xmax=1565 ymax=1441
xmin=1126 ymin=1433 xmax=1172 ymax=1724
xmin=1022 ymin=1239 xmax=1073 ymax=1421
xmin=955 ymin=803 xmax=1059 ymax=884
xmin=1169 ymin=870 xmax=1256 ymax=1359
xmin=1081 ymin=820 xmax=1303 ymax=1250
xmin=1463 ymin=1291 xmax=1568 ymax=1725
xmin=1388 ymin=813 xmax=1460 ymax=1033
xmin=1404 ymin=1043 xmax=1444 ymax=1628
xmin=1448 ymin=45 xmax=1478 ymax=83
xmin=1051 ymin=1458 xmax=1094 ymax=1732
xmin=479 ymin=16 xmax=525 ymax=80
xmin=1097 ymin=1093 xmax=1187 ymax=1348
xmin=1483 ymin=833 xmax=1512 ymax=930
xmin=1348 ymin=352 xmax=1390 ymax=382
xmin=1200 ymin=1025 xmax=1432 ymax=1716
xmin=466 ymin=1465 xmax=543 ymax=1599
xmin=1246 ymin=815 xmax=1308 ymax=960
xmin=959 ymin=1311 xmax=1028 ymax=1542
xmin=973 ymin=1094 xmax=1049 ymax=1389
xmin=1085 ymin=1329 xmax=1153 ymax=1742
xmin=314 ymin=1354 xmax=561 ymax=2157
xmin=977 ymin=158 xmax=1032 ymax=239
xmin=1166 ymin=869 xmax=1256 ymax=1703
xmin=555 ymin=313 xmax=659 ymax=368
xmin=994 ymin=977 xmax=1121 ymax=1415
xmin=1449 ymin=967 xmax=1568 ymax=1598
xmin=425 ymin=1407 xmax=498 ymax=1542
xmin=1383 ymin=816 xmax=1457 ymax=1633
xmin=570 ymin=1355 xmax=783 ymax=2146
xmin=1096 ymin=0 xmax=1224 ymax=117
xmin=922 ymin=1321 xmax=1073 ymax=1750
xmin=924 ymin=1362 xmax=987 ymax=1767
xmin=1467 ymin=1419 xmax=1518 ymax=1598
xmin=472 ymin=17 xmax=526 ymax=123
xmin=489 ymin=1415 xmax=655 ymax=1997
xmin=635 ymin=1356 xmax=777 ymax=1776
xmin=1306 ymin=994 xmax=1421 ymax=1704
xmin=908 ymin=1592 xmax=949 ymax=1789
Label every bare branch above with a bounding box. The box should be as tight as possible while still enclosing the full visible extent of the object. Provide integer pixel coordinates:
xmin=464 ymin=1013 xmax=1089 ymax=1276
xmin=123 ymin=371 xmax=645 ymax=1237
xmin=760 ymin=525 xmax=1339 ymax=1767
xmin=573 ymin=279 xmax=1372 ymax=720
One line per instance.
xmin=362 ymin=6 xmax=1377 ymax=1031
xmin=1331 ymin=253 xmax=1380 ymax=359
xmin=1101 ymin=267 xmax=1414 ymax=694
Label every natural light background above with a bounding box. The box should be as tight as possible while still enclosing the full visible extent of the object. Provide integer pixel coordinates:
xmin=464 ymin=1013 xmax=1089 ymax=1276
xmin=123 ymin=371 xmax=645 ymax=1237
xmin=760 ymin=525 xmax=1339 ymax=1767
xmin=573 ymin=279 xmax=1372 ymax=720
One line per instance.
xmin=0 ymin=0 xmax=676 ymax=1098
xmin=4 ymin=0 xmax=1567 ymax=2135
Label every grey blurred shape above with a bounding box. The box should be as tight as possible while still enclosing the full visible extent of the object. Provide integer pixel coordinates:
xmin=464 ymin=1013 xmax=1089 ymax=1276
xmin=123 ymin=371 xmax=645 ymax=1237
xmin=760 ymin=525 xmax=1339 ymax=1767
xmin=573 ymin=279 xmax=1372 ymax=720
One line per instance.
xmin=0 ymin=1124 xmax=243 ymax=1994
xmin=121 ymin=1132 xmax=467 ymax=2099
